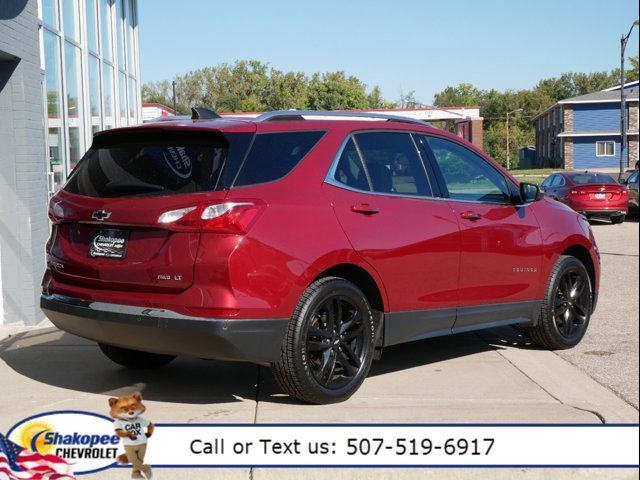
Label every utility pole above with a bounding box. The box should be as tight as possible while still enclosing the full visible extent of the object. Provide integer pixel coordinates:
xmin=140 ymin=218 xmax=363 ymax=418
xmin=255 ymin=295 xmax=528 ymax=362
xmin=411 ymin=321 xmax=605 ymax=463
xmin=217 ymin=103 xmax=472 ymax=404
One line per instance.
xmin=506 ymin=108 xmax=523 ymax=170
xmin=172 ymin=81 xmax=177 ymax=115
xmin=619 ymin=20 xmax=639 ymax=178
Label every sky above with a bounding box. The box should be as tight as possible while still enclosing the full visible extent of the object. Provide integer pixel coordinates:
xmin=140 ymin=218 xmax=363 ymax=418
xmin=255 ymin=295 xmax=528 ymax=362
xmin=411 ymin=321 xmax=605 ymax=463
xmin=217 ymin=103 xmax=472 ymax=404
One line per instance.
xmin=138 ymin=0 xmax=640 ymax=104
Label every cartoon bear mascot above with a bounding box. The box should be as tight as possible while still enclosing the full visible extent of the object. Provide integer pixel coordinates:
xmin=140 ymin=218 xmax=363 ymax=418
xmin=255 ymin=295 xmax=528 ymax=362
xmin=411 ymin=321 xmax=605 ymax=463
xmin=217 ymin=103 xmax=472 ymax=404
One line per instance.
xmin=109 ymin=392 xmax=154 ymax=479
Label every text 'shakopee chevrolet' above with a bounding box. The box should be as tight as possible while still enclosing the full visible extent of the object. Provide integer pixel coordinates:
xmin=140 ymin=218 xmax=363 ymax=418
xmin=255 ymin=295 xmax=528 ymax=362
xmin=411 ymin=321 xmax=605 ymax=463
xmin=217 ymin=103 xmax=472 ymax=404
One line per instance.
xmin=41 ymin=109 xmax=600 ymax=404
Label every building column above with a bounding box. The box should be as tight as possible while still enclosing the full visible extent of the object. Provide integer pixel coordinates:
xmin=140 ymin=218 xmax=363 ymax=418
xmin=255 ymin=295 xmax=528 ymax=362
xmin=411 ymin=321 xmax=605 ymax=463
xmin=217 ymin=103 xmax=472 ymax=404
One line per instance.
xmin=1 ymin=0 xmax=48 ymax=326
xmin=563 ymin=139 xmax=574 ymax=169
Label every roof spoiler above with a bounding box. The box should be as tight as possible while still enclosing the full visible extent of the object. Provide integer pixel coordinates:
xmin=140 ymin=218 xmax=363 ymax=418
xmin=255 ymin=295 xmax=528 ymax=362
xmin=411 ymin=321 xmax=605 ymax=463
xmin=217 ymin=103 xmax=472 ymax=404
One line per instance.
xmin=191 ymin=107 xmax=221 ymax=120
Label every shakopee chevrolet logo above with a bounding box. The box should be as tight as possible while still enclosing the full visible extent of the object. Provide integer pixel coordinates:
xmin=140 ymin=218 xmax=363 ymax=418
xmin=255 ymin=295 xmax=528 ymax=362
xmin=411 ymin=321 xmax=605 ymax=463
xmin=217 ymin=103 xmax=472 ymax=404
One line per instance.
xmin=92 ymin=210 xmax=111 ymax=221
xmin=8 ymin=411 xmax=120 ymax=474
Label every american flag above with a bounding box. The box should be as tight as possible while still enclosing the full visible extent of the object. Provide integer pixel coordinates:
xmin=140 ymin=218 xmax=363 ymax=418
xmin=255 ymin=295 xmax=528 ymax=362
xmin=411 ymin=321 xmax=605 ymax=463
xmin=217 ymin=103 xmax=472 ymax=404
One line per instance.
xmin=0 ymin=433 xmax=74 ymax=480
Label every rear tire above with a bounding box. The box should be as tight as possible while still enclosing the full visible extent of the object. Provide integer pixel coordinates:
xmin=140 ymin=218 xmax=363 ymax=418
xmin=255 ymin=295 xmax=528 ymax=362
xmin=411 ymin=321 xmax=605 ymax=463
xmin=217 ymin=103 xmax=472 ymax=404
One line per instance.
xmin=528 ymin=255 xmax=592 ymax=350
xmin=273 ymin=277 xmax=376 ymax=404
xmin=98 ymin=343 xmax=176 ymax=369
xmin=611 ymin=215 xmax=625 ymax=224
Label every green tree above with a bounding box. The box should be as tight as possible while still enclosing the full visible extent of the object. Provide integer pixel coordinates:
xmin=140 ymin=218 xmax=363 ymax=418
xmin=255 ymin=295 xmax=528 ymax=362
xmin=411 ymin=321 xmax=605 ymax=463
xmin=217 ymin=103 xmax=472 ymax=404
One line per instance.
xmin=433 ymin=83 xmax=482 ymax=107
xmin=306 ymin=71 xmax=368 ymax=110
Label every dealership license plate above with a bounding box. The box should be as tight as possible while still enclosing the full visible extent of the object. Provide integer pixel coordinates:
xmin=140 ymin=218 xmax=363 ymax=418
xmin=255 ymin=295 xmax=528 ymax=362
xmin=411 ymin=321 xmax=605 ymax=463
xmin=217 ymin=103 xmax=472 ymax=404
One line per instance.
xmin=89 ymin=228 xmax=129 ymax=259
xmin=594 ymin=193 xmax=606 ymax=200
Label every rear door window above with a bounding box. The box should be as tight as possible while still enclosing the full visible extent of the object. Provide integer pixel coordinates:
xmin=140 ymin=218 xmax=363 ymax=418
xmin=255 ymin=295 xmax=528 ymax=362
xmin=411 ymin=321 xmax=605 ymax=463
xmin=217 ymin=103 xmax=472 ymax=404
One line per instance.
xmin=352 ymin=132 xmax=432 ymax=196
xmin=64 ymin=131 xmax=252 ymax=197
xmin=233 ymin=131 xmax=325 ymax=187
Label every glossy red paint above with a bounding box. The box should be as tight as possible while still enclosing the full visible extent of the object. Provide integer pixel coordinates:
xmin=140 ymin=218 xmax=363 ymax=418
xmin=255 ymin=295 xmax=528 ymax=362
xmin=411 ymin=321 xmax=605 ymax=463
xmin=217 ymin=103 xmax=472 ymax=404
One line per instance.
xmin=44 ymin=117 xmax=600 ymax=327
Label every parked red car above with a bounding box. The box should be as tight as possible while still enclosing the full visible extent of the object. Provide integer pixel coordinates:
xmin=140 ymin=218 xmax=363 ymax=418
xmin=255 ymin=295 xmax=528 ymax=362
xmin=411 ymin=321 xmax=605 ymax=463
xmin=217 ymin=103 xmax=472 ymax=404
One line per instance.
xmin=41 ymin=110 xmax=600 ymax=404
xmin=540 ymin=171 xmax=628 ymax=223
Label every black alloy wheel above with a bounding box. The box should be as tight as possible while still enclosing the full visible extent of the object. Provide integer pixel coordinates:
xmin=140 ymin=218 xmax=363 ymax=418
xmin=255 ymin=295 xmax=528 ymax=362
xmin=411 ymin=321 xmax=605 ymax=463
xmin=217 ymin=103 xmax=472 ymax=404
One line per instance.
xmin=528 ymin=255 xmax=592 ymax=349
xmin=306 ymin=295 xmax=367 ymax=389
xmin=550 ymin=266 xmax=590 ymax=342
xmin=273 ymin=277 xmax=376 ymax=404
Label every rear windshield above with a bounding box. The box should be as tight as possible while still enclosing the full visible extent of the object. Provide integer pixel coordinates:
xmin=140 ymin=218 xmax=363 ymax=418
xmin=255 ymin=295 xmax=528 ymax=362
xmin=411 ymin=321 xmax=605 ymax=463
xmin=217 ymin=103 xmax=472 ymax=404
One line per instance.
xmin=65 ymin=131 xmax=253 ymax=197
xmin=570 ymin=173 xmax=617 ymax=185
xmin=64 ymin=130 xmax=325 ymax=197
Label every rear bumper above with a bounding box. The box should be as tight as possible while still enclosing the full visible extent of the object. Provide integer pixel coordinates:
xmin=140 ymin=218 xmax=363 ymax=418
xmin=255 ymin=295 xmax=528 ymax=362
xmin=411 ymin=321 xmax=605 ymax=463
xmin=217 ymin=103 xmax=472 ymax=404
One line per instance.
xmin=40 ymin=294 xmax=288 ymax=364
xmin=577 ymin=209 xmax=627 ymax=217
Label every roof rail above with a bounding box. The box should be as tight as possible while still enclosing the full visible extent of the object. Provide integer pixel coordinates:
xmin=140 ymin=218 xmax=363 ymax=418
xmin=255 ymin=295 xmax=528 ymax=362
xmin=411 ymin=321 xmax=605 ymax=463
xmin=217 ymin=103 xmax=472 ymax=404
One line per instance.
xmin=254 ymin=110 xmax=430 ymax=126
xmin=191 ymin=107 xmax=221 ymax=120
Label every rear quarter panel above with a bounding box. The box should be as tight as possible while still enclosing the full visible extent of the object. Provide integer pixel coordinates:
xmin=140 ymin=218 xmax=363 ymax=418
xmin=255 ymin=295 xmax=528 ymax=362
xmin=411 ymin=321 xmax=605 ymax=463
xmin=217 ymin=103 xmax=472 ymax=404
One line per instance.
xmin=223 ymin=126 xmax=389 ymax=319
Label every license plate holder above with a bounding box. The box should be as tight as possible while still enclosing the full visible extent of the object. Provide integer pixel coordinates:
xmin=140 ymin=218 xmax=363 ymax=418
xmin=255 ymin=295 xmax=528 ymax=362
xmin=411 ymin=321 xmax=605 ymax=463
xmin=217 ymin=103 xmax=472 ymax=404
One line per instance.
xmin=89 ymin=228 xmax=130 ymax=259
xmin=594 ymin=193 xmax=606 ymax=200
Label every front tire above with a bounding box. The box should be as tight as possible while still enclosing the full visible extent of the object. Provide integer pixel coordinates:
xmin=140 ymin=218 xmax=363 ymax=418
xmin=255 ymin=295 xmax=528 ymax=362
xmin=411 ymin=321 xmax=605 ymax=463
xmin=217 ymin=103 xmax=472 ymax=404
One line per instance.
xmin=98 ymin=343 xmax=176 ymax=369
xmin=528 ymin=255 xmax=592 ymax=349
xmin=611 ymin=215 xmax=626 ymax=224
xmin=273 ymin=277 xmax=376 ymax=404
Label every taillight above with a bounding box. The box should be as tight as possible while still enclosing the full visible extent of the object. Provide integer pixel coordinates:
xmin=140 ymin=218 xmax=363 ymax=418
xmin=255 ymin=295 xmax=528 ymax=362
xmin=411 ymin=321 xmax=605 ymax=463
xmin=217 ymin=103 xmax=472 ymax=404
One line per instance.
xmin=157 ymin=201 xmax=264 ymax=234
xmin=48 ymin=198 xmax=65 ymax=223
xmin=570 ymin=189 xmax=586 ymax=196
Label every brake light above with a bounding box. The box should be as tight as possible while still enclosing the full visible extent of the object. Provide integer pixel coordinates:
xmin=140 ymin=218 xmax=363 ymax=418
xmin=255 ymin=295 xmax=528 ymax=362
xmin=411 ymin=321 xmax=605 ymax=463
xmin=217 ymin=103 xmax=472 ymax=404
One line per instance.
xmin=157 ymin=201 xmax=264 ymax=234
xmin=48 ymin=198 xmax=65 ymax=223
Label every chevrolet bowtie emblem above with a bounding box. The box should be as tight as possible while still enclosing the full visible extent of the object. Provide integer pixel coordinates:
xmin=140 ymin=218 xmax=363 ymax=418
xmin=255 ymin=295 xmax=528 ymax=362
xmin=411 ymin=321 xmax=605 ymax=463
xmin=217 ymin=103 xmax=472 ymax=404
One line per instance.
xmin=92 ymin=210 xmax=111 ymax=221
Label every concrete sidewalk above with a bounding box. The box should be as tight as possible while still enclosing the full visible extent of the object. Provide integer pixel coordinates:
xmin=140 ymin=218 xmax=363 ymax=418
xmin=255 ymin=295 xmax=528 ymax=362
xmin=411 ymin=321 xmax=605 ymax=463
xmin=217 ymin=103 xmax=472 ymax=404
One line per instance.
xmin=0 ymin=324 xmax=637 ymax=479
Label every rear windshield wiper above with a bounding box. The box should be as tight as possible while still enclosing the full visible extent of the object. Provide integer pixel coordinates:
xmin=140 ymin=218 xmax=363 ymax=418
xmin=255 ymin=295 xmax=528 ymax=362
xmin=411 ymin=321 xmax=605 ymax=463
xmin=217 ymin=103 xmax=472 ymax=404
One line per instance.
xmin=103 ymin=180 xmax=166 ymax=195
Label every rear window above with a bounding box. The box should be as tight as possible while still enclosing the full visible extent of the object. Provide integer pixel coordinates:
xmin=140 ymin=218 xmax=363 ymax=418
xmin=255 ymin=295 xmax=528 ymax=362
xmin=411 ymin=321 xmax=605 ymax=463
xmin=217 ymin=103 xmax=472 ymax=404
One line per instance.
xmin=570 ymin=173 xmax=617 ymax=185
xmin=64 ymin=131 xmax=253 ymax=197
xmin=233 ymin=131 xmax=325 ymax=187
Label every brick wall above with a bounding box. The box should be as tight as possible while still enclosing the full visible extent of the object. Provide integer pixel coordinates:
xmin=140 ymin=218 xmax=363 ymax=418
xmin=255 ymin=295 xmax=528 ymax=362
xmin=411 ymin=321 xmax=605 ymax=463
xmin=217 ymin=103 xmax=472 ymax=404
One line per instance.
xmin=0 ymin=0 xmax=48 ymax=326
xmin=563 ymin=139 xmax=574 ymax=169
xmin=630 ymin=139 xmax=639 ymax=169
xmin=563 ymin=105 xmax=573 ymax=132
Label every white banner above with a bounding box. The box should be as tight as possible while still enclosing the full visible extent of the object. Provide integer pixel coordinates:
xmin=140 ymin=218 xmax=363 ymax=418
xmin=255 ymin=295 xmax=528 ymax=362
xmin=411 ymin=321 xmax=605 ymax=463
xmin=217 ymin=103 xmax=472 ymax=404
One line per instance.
xmin=141 ymin=425 xmax=638 ymax=467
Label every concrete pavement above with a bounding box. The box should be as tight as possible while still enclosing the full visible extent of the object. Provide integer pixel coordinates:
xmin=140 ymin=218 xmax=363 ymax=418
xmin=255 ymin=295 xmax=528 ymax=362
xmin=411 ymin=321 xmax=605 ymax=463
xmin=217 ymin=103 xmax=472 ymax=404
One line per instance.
xmin=1 ymin=324 xmax=637 ymax=479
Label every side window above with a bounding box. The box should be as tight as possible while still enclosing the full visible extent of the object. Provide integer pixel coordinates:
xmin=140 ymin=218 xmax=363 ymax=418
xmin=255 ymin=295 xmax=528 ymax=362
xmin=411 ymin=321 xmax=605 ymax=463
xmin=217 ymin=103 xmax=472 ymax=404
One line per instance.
xmin=333 ymin=138 xmax=371 ymax=191
xmin=353 ymin=132 xmax=432 ymax=196
xmin=540 ymin=176 xmax=553 ymax=188
xmin=234 ymin=131 xmax=325 ymax=187
xmin=551 ymin=175 xmax=564 ymax=187
xmin=425 ymin=136 xmax=511 ymax=204
xmin=629 ymin=171 xmax=639 ymax=183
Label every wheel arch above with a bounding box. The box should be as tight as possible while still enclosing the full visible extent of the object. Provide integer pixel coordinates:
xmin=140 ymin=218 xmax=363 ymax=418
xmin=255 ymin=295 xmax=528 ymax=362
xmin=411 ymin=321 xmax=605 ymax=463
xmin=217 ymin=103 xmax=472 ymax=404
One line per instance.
xmin=312 ymin=263 xmax=386 ymax=314
xmin=561 ymin=244 xmax=597 ymax=294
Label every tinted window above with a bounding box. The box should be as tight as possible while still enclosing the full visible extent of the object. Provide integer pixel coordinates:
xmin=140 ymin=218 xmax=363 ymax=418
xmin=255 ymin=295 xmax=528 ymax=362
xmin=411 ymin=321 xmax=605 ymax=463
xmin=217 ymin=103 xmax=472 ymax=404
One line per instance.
xmin=541 ymin=176 xmax=553 ymax=188
xmin=570 ymin=173 xmax=617 ymax=185
xmin=628 ymin=171 xmax=639 ymax=183
xmin=64 ymin=132 xmax=252 ymax=197
xmin=334 ymin=138 xmax=370 ymax=191
xmin=551 ymin=175 xmax=565 ymax=187
xmin=234 ymin=131 xmax=324 ymax=187
xmin=426 ymin=136 xmax=511 ymax=203
xmin=354 ymin=132 xmax=432 ymax=196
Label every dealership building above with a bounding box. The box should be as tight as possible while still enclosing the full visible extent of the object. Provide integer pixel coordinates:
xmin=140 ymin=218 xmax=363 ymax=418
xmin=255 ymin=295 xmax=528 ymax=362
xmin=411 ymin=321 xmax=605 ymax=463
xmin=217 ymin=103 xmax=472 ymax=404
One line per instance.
xmin=0 ymin=0 xmax=141 ymax=326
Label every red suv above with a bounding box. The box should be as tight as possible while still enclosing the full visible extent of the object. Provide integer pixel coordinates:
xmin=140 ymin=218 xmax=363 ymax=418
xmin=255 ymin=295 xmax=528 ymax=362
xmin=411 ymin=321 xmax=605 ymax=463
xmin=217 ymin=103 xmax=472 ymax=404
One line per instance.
xmin=42 ymin=110 xmax=600 ymax=404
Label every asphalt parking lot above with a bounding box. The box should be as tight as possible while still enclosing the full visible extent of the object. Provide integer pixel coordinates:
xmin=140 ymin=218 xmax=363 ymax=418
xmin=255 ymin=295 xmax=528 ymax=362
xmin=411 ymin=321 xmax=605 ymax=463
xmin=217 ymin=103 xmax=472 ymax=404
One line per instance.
xmin=556 ymin=214 xmax=639 ymax=409
xmin=0 ymin=215 xmax=638 ymax=480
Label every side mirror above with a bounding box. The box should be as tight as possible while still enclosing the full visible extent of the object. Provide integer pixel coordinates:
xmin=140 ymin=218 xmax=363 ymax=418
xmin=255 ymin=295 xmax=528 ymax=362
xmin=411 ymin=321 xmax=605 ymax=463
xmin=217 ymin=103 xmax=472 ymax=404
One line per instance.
xmin=520 ymin=182 xmax=541 ymax=203
xmin=619 ymin=177 xmax=628 ymax=185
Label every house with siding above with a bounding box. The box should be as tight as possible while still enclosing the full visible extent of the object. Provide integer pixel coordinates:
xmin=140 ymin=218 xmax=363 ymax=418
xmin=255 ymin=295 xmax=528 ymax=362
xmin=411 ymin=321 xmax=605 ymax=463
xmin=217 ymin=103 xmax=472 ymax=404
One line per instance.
xmin=533 ymin=81 xmax=639 ymax=170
